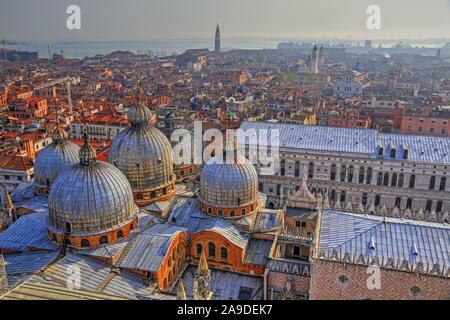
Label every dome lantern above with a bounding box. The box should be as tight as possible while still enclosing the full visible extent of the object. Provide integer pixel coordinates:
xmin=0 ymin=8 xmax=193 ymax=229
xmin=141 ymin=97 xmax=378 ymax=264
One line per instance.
xmin=79 ymin=132 xmax=96 ymax=166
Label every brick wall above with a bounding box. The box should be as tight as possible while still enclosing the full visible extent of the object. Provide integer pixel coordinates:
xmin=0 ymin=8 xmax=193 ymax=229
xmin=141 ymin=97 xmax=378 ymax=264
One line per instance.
xmin=310 ymin=260 xmax=450 ymax=300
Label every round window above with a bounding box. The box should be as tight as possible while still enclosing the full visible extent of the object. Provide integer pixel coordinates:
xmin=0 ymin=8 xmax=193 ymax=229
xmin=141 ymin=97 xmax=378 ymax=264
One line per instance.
xmin=338 ymin=275 xmax=349 ymax=285
xmin=410 ymin=286 xmax=421 ymax=298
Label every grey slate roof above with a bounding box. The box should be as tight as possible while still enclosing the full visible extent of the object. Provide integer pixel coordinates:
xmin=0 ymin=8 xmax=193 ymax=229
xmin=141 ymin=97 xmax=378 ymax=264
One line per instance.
xmin=10 ymin=182 xmax=36 ymax=202
xmin=177 ymin=266 xmax=264 ymax=300
xmin=191 ymin=218 xmax=249 ymax=249
xmin=240 ymin=121 xmax=450 ymax=164
xmin=169 ymin=198 xmax=249 ymax=249
xmin=37 ymin=253 xmax=160 ymax=300
xmin=0 ymin=212 xmax=57 ymax=252
xmin=77 ymin=238 xmax=129 ymax=260
xmin=243 ymin=239 xmax=273 ymax=266
xmin=117 ymin=224 xmax=187 ymax=272
xmin=3 ymin=251 xmax=59 ymax=288
xmin=318 ymin=210 xmax=450 ymax=272
xmin=252 ymin=209 xmax=282 ymax=230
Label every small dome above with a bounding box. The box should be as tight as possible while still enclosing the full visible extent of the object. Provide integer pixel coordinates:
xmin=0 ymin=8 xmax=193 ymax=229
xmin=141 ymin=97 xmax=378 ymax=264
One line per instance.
xmin=109 ymin=103 xmax=175 ymax=206
xmin=34 ymin=127 xmax=80 ymax=192
xmin=48 ymin=135 xmax=137 ymax=238
xmin=199 ymin=155 xmax=258 ymax=209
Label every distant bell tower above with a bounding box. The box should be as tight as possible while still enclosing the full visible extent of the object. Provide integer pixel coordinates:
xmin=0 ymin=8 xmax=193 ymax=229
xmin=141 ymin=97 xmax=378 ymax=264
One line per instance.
xmin=311 ymin=45 xmax=319 ymax=74
xmin=215 ymin=24 xmax=221 ymax=54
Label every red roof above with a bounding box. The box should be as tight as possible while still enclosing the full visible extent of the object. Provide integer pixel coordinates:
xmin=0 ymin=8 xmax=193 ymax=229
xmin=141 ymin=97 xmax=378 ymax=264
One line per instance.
xmin=0 ymin=155 xmax=34 ymax=171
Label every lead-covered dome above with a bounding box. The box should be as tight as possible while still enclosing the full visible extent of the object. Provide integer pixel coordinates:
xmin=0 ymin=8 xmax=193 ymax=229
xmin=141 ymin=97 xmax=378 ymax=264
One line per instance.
xmin=198 ymin=154 xmax=259 ymax=218
xmin=48 ymin=134 xmax=138 ymax=248
xmin=108 ymin=103 xmax=175 ymax=206
xmin=34 ymin=126 xmax=80 ymax=195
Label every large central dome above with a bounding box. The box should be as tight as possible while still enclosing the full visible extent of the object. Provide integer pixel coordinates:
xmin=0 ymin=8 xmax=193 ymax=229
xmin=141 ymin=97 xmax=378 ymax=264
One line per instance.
xmin=108 ymin=103 xmax=176 ymax=206
xmin=48 ymin=134 xmax=138 ymax=248
xmin=34 ymin=126 xmax=80 ymax=195
xmin=198 ymin=154 xmax=259 ymax=218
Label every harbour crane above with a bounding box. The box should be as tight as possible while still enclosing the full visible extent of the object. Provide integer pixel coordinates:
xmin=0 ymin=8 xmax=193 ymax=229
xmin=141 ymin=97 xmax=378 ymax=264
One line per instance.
xmin=33 ymin=77 xmax=75 ymax=114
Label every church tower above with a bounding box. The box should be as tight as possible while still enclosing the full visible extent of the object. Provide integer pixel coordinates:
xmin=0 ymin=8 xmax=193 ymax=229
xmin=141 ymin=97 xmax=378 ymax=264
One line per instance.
xmin=310 ymin=45 xmax=319 ymax=74
xmin=215 ymin=24 xmax=221 ymax=54
xmin=177 ymin=279 xmax=187 ymax=300
xmin=0 ymin=254 xmax=8 ymax=295
xmin=0 ymin=185 xmax=15 ymax=230
xmin=193 ymin=248 xmax=213 ymax=300
xmin=318 ymin=45 xmax=324 ymax=68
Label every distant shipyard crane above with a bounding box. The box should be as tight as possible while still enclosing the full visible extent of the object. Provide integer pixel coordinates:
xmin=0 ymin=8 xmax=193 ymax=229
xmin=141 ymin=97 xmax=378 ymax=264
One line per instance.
xmin=33 ymin=77 xmax=74 ymax=114
xmin=1 ymin=37 xmax=8 ymax=60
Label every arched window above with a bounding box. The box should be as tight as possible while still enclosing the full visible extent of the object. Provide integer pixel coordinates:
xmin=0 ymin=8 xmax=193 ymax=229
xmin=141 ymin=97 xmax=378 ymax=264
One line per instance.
xmin=429 ymin=176 xmax=436 ymax=190
xmin=403 ymin=149 xmax=409 ymax=160
xmin=117 ymin=230 xmax=123 ymax=239
xmin=208 ymin=242 xmax=216 ymax=259
xmin=81 ymin=239 xmax=90 ymax=247
xmin=426 ymin=200 xmax=433 ymax=212
xmin=330 ymin=164 xmax=337 ymax=181
xmin=377 ymin=172 xmax=383 ymax=186
xmin=378 ymin=147 xmax=384 ymax=156
xmin=358 ymin=167 xmax=365 ymax=184
xmin=366 ymin=167 xmax=372 ymax=184
xmin=398 ymin=173 xmax=404 ymax=187
xmin=196 ymin=243 xmax=202 ymax=257
xmin=295 ymin=161 xmax=300 ymax=177
xmin=241 ymin=209 xmax=246 ymax=216
xmin=383 ymin=173 xmax=389 ymax=186
xmin=99 ymin=236 xmax=108 ymax=245
xmin=330 ymin=190 xmax=336 ymax=202
xmin=136 ymin=193 xmax=143 ymax=200
xmin=340 ymin=165 xmax=347 ymax=182
xmin=220 ymin=247 xmax=228 ymax=262
xmin=436 ymin=201 xmax=443 ymax=213
xmin=280 ymin=160 xmax=285 ymax=176
xmin=390 ymin=148 xmax=396 ymax=158
xmin=207 ymin=207 xmax=212 ymax=214
xmin=163 ymin=278 xmax=168 ymax=289
xmin=409 ymin=175 xmax=416 ymax=188
xmin=237 ymin=198 xmax=241 ymax=206
xmin=230 ymin=210 xmax=235 ymax=217
xmin=439 ymin=177 xmax=447 ymax=191
xmin=340 ymin=191 xmax=346 ymax=203
xmin=374 ymin=195 xmax=381 ymax=207
xmin=391 ymin=173 xmax=398 ymax=187
xmin=308 ymin=162 xmax=314 ymax=179
xmin=218 ymin=210 xmax=223 ymax=216
xmin=347 ymin=166 xmax=354 ymax=183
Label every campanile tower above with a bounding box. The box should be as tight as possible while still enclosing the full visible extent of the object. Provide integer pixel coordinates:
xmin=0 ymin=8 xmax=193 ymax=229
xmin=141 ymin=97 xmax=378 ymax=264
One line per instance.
xmin=215 ymin=24 xmax=221 ymax=54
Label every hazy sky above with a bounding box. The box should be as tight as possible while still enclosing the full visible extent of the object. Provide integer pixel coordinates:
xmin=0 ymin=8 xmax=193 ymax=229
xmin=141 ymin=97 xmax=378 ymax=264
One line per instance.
xmin=1 ymin=0 xmax=450 ymax=42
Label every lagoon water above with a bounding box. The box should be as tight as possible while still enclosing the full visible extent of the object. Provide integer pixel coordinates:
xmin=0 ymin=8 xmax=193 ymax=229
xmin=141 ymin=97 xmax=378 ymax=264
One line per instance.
xmin=6 ymin=38 xmax=283 ymax=59
xmin=6 ymin=38 xmax=446 ymax=60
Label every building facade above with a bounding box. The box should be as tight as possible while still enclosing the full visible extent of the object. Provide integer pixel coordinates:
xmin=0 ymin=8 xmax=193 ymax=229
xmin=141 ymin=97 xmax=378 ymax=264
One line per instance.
xmin=240 ymin=121 xmax=450 ymax=216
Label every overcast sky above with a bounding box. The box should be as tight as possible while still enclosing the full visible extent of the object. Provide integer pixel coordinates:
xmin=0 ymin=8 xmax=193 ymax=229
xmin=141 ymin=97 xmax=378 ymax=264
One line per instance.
xmin=1 ymin=0 xmax=450 ymax=42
